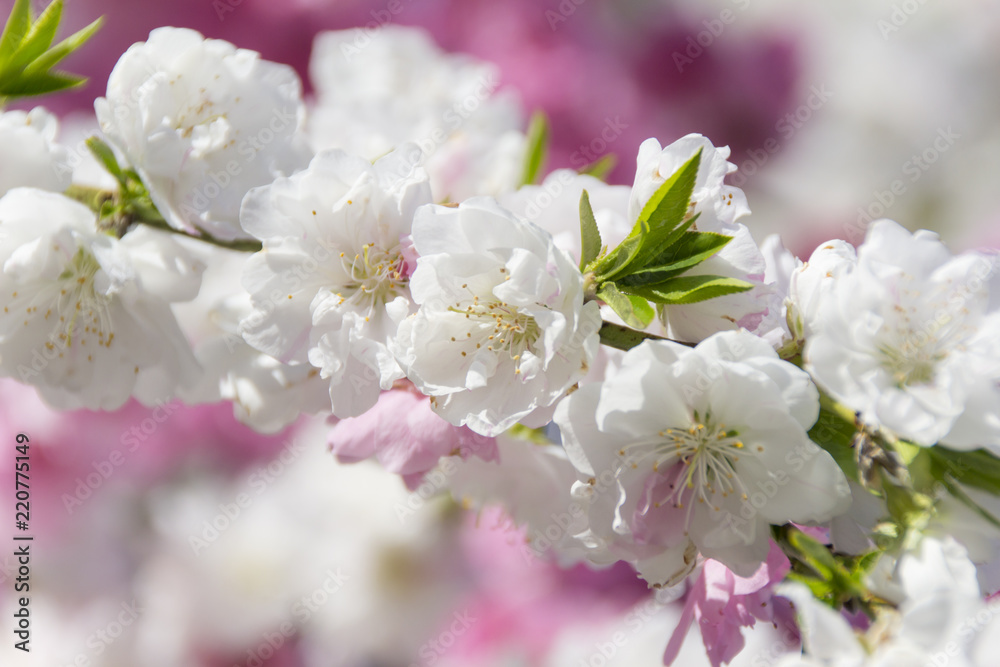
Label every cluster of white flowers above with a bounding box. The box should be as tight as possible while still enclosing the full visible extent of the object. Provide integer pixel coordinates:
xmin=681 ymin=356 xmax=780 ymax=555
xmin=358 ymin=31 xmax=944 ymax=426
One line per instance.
xmin=799 ymin=221 xmax=1000 ymax=449
xmin=3 ymin=21 xmax=1000 ymax=667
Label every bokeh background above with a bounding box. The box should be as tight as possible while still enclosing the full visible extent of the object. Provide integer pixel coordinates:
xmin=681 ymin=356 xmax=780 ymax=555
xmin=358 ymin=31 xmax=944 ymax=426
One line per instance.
xmin=1 ymin=0 xmax=999 ymax=665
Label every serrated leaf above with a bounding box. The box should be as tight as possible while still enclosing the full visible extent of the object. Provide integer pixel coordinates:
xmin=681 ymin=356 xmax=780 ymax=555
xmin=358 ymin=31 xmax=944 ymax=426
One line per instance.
xmin=593 ymin=149 xmax=701 ymax=282
xmin=1 ymin=69 xmax=83 ymax=96
xmin=623 ymin=274 xmax=753 ymax=306
xmin=619 ymin=227 xmax=732 ymax=287
xmin=578 ymin=154 xmax=616 ymax=181
xmin=596 ymin=282 xmax=655 ymax=329
xmin=579 ymin=189 xmax=602 ymax=271
xmin=86 ymin=135 xmax=127 ymax=187
xmin=590 ymin=226 xmax=642 ymax=284
xmin=626 ymin=148 xmax=702 ymax=268
xmin=6 ymin=0 xmax=63 ymax=72
xmin=519 ymin=111 xmax=549 ymax=187
xmin=0 ymin=0 xmax=30 ymax=64
xmin=23 ymin=15 xmax=102 ymax=77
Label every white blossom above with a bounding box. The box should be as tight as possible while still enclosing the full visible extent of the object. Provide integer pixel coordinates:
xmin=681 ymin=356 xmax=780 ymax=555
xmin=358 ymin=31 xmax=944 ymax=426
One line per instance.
xmin=627 ymin=135 xmax=777 ymax=343
xmin=308 ymin=26 xmax=525 ymax=202
xmin=804 ymin=219 xmax=1000 ymax=448
xmin=0 ymin=107 xmax=71 ymax=196
xmin=173 ymin=246 xmax=329 ymax=433
xmin=239 ymin=146 xmax=432 ymax=418
xmin=555 ymin=330 xmax=850 ymax=587
xmin=776 ymin=537 xmax=997 ymax=667
xmin=787 ymin=238 xmax=857 ymax=341
xmin=499 ymin=168 xmax=633 ymax=261
xmin=0 ymin=188 xmax=203 ymax=410
xmin=629 ymin=134 xmax=750 ymax=235
xmin=660 ymin=225 xmax=779 ymax=344
xmin=393 ymin=197 xmax=602 ymax=437
xmin=95 ymin=27 xmax=312 ymax=241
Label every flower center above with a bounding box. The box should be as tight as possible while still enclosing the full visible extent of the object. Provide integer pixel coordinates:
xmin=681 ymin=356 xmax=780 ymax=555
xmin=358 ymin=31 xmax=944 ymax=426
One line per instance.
xmin=55 ymin=247 xmax=115 ymax=349
xmin=876 ymin=297 xmax=971 ymax=388
xmin=4 ymin=246 xmax=116 ymax=359
xmin=619 ymin=413 xmax=750 ymax=524
xmin=878 ymin=340 xmax=944 ymax=387
xmin=447 ymin=271 xmax=542 ymax=374
xmin=331 ymin=243 xmax=406 ymax=318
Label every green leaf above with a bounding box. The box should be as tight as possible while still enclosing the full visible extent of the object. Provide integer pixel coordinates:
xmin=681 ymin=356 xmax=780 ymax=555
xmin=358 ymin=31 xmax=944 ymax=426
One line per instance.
xmin=938 ymin=476 xmax=1000 ymax=531
xmin=579 ymin=189 xmax=602 ymax=271
xmin=785 ymin=572 xmax=834 ymax=601
xmin=578 ymin=154 xmax=616 ymax=181
xmin=86 ymin=136 xmax=128 ymax=187
xmin=597 ymin=321 xmax=670 ymax=352
xmin=624 ymin=274 xmax=753 ymax=306
xmin=23 ymin=16 xmax=102 ymax=77
xmin=788 ymin=529 xmax=868 ymax=599
xmin=592 ymin=149 xmax=701 ymax=282
xmin=928 ymin=447 xmax=1000 ymax=496
xmin=808 ymin=406 xmax=861 ymax=483
xmin=618 ymin=227 xmax=732 ymax=287
xmin=0 ymin=0 xmax=30 ymax=64
xmin=596 ymin=282 xmax=655 ymax=329
xmin=0 ymin=69 xmax=83 ymax=95
xmin=6 ymin=0 xmax=63 ymax=73
xmin=0 ymin=0 xmax=101 ymax=105
xmin=519 ymin=111 xmax=549 ymax=187
xmin=625 ymin=149 xmax=702 ymax=269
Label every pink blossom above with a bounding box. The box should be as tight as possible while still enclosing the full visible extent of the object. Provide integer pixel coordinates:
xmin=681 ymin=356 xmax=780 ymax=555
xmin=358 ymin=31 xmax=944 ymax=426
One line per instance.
xmin=399 ymin=233 xmax=419 ymax=279
xmin=663 ymin=541 xmax=794 ymax=667
xmin=328 ymin=383 xmax=499 ymax=490
xmin=432 ymin=507 xmax=650 ymax=665
xmin=0 ymin=379 xmax=294 ymax=538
